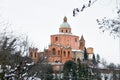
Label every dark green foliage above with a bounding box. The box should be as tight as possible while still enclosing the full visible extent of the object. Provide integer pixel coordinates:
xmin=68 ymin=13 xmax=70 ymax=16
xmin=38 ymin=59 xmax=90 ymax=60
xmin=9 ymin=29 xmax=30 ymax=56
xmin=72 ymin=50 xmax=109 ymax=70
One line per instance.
xmin=77 ymin=61 xmax=93 ymax=80
xmin=84 ymin=47 xmax=88 ymax=60
xmin=118 ymin=65 xmax=120 ymax=80
xmin=77 ymin=58 xmax=81 ymax=63
xmin=77 ymin=60 xmax=82 ymax=80
xmin=63 ymin=60 xmax=94 ymax=80
xmin=107 ymin=63 xmax=116 ymax=69
xmin=96 ymin=54 xmax=100 ymax=64
xmin=96 ymin=73 xmax=102 ymax=80
xmin=63 ymin=60 xmax=75 ymax=71
xmin=118 ymin=69 xmax=120 ymax=80
xmin=0 ymin=35 xmax=53 ymax=79
xmin=0 ymin=53 xmax=33 ymax=80
xmin=63 ymin=60 xmax=77 ymax=80
xmin=92 ymin=54 xmax=96 ymax=65
xmin=0 ymin=71 xmax=5 ymax=80
xmin=107 ymin=63 xmax=118 ymax=80
xmin=113 ymin=71 xmax=117 ymax=80
xmin=26 ymin=57 xmax=53 ymax=80
xmin=0 ymin=37 xmax=20 ymax=67
xmin=0 ymin=33 xmax=54 ymax=79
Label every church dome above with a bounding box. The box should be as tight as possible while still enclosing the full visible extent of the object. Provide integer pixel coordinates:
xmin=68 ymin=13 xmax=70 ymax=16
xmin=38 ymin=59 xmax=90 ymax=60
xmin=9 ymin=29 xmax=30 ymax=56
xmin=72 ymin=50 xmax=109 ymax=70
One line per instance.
xmin=60 ymin=16 xmax=70 ymax=28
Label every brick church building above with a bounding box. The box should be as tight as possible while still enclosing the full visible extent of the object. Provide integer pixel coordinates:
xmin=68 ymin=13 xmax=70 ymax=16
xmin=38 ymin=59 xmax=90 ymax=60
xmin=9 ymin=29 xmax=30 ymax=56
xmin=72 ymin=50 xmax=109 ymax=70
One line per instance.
xmin=29 ymin=16 xmax=94 ymax=63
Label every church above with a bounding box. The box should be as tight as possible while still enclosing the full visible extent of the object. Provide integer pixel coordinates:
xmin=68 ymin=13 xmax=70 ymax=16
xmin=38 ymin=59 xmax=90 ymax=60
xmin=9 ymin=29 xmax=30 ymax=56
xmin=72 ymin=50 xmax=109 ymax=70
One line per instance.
xmin=29 ymin=16 xmax=94 ymax=64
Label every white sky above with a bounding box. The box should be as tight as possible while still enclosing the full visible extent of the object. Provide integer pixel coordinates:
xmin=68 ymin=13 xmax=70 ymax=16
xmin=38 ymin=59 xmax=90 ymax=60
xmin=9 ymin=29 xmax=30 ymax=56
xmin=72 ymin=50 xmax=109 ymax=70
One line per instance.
xmin=0 ymin=0 xmax=119 ymax=64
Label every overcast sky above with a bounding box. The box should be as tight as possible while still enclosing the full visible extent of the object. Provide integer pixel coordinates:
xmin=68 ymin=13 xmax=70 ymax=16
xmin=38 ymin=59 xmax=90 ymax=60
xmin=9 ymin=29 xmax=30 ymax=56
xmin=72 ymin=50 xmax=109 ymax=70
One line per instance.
xmin=0 ymin=0 xmax=119 ymax=64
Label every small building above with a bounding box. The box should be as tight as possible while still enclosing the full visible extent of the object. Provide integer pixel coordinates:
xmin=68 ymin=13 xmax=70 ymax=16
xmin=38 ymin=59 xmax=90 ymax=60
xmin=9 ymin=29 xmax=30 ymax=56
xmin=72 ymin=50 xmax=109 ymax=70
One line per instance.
xmin=87 ymin=47 xmax=94 ymax=60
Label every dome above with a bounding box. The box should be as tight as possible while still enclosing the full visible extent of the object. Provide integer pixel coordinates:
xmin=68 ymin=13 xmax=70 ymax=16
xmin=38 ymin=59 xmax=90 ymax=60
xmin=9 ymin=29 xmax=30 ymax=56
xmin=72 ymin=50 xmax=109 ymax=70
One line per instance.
xmin=60 ymin=22 xmax=70 ymax=28
xmin=60 ymin=16 xmax=70 ymax=28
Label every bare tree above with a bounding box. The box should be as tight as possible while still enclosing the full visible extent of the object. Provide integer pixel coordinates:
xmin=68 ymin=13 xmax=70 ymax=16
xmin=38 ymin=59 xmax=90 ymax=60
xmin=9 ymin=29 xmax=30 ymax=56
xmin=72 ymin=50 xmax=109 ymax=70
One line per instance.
xmin=96 ymin=9 xmax=120 ymax=38
xmin=73 ymin=0 xmax=98 ymax=16
xmin=107 ymin=63 xmax=118 ymax=80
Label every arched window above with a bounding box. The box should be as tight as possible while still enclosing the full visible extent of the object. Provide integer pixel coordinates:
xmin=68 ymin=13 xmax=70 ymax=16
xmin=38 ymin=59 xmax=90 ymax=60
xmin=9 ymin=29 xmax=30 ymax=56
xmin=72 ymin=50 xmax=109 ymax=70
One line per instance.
xmin=35 ymin=52 xmax=37 ymax=58
xmin=68 ymin=51 xmax=70 ymax=57
xmin=30 ymin=52 xmax=33 ymax=57
xmin=66 ymin=30 xmax=67 ymax=32
xmin=55 ymin=37 xmax=58 ymax=41
xmin=52 ymin=48 xmax=56 ymax=55
xmin=58 ymin=50 xmax=60 ymax=55
xmin=64 ymin=51 xmax=66 ymax=57
xmin=77 ymin=58 xmax=81 ymax=63
xmin=75 ymin=38 xmax=77 ymax=42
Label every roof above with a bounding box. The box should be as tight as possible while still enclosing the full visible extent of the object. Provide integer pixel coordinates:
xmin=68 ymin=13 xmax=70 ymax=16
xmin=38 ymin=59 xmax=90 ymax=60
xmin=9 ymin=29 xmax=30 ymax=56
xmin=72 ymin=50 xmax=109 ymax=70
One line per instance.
xmin=72 ymin=49 xmax=84 ymax=53
xmin=60 ymin=16 xmax=70 ymax=28
xmin=80 ymin=35 xmax=85 ymax=41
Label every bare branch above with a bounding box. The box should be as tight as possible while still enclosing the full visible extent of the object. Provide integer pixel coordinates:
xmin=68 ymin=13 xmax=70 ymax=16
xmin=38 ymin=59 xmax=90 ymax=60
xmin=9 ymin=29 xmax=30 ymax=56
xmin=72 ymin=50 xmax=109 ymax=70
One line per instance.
xmin=73 ymin=0 xmax=98 ymax=16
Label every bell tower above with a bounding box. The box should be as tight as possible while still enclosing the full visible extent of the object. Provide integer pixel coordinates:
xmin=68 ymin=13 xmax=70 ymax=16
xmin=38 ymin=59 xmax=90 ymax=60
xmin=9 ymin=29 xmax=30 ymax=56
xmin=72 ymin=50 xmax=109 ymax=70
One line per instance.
xmin=79 ymin=35 xmax=85 ymax=50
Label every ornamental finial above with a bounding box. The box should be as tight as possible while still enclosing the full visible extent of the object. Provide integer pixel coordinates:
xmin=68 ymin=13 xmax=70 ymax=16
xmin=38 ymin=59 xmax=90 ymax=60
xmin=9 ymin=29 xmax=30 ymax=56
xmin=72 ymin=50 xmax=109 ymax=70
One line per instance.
xmin=63 ymin=16 xmax=67 ymax=22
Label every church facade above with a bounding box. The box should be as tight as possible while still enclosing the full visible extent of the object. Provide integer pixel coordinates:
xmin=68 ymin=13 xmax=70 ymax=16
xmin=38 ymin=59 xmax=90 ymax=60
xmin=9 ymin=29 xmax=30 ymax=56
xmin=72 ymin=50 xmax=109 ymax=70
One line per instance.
xmin=29 ymin=16 xmax=93 ymax=63
xmin=48 ymin=16 xmax=85 ymax=63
